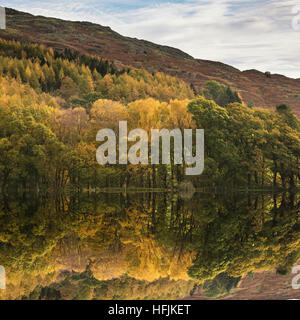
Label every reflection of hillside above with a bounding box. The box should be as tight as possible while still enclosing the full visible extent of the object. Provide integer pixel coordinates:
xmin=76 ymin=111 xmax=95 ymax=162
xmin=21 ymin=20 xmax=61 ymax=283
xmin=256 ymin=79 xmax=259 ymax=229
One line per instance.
xmin=185 ymin=266 xmax=300 ymax=300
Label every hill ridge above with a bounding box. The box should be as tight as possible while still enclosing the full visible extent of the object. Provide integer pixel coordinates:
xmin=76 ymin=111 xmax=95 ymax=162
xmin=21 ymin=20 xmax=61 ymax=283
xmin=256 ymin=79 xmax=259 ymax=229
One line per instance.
xmin=1 ymin=7 xmax=300 ymax=116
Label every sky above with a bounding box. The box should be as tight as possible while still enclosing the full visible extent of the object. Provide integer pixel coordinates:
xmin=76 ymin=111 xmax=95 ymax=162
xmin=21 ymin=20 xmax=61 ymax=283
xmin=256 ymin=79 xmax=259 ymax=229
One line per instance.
xmin=1 ymin=0 xmax=300 ymax=78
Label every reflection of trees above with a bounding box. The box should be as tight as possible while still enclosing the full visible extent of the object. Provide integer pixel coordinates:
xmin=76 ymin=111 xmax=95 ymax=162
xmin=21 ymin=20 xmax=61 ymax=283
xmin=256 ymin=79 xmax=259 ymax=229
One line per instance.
xmin=0 ymin=192 xmax=194 ymax=299
xmin=0 ymin=191 xmax=299 ymax=299
xmin=24 ymin=271 xmax=193 ymax=300
xmin=185 ymin=192 xmax=300 ymax=281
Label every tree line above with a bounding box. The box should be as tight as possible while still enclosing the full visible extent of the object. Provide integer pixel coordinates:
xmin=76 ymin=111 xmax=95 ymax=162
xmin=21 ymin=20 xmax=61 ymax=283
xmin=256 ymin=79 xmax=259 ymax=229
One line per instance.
xmin=0 ymin=39 xmax=299 ymax=191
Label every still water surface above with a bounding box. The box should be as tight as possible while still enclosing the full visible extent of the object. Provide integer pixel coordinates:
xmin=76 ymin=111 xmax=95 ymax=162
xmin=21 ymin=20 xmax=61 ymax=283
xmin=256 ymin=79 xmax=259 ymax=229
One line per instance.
xmin=0 ymin=191 xmax=299 ymax=299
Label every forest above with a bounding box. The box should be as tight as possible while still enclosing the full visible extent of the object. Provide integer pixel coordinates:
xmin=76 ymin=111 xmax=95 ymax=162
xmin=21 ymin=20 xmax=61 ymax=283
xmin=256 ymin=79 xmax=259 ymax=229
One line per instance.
xmin=0 ymin=37 xmax=300 ymax=300
xmin=0 ymin=38 xmax=299 ymax=193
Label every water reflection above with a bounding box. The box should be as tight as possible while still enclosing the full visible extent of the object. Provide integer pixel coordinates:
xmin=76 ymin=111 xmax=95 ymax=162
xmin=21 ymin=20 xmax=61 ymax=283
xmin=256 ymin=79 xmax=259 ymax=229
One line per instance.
xmin=0 ymin=191 xmax=299 ymax=299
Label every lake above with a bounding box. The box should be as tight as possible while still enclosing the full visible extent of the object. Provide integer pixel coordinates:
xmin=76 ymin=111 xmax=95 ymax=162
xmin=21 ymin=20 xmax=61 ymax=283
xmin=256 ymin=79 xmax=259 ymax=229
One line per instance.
xmin=0 ymin=190 xmax=299 ymax=300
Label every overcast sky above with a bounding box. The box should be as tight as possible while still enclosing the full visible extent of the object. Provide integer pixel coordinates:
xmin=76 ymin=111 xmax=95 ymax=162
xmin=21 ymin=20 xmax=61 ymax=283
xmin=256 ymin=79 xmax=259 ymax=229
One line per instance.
xmin=1 ymin=0 xmax=300 ymax=78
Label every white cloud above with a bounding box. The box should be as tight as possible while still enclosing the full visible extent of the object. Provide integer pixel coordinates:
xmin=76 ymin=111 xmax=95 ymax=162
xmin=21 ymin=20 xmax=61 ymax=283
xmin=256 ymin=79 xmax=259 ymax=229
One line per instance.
xmin=2 ymin=0 xmax=300 ymax=78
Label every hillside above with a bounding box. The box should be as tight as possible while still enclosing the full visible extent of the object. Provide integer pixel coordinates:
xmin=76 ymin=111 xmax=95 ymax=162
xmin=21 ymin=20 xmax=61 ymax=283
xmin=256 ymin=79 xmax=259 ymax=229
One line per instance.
xmin=1 ymin=8 xmax=300 ymax=117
